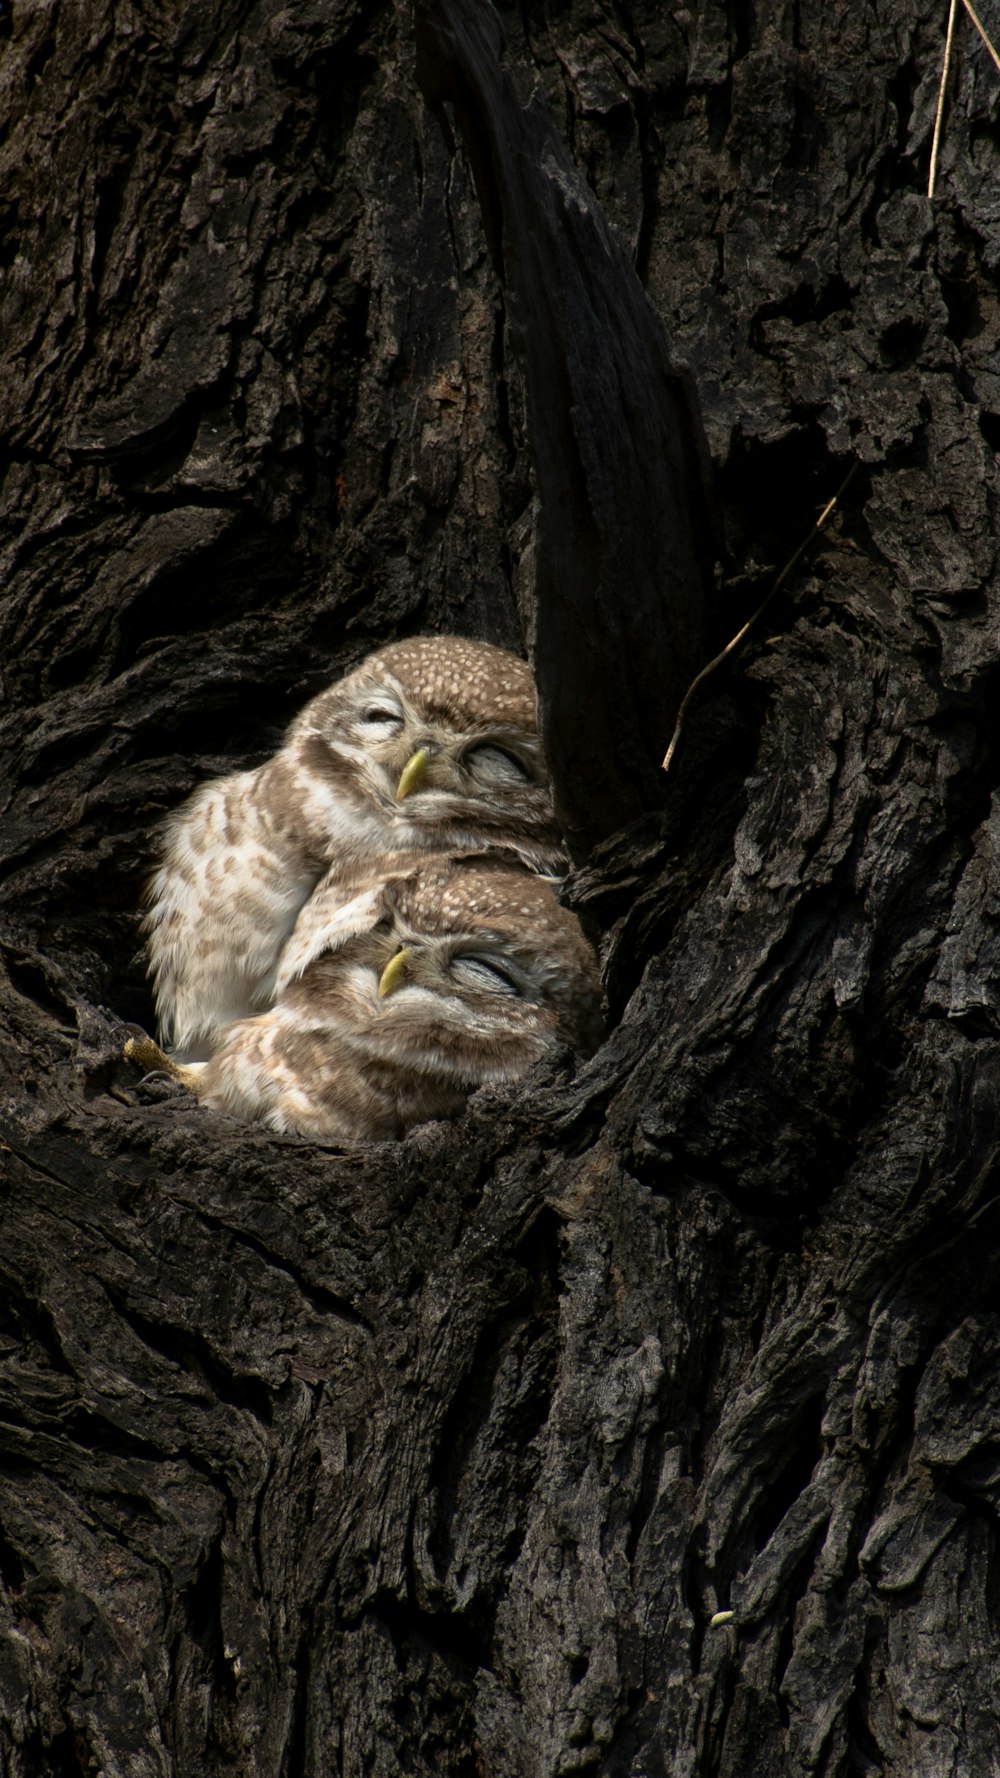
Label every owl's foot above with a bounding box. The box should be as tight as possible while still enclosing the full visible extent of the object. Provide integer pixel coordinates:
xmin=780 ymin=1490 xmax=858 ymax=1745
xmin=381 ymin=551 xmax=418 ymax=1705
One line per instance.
xmin=123 ymin=1032 xmax=189 ymax=1083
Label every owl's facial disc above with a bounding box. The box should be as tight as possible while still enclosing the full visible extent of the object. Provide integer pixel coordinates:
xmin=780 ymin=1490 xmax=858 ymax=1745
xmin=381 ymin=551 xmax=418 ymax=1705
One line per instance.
xmin=377 ymin=937 xmax=529 ymax=1006
xmin=326 ymin=674 xmax=547 ymax=828
xmin=392 ymin=738 xmax=536 ymax=806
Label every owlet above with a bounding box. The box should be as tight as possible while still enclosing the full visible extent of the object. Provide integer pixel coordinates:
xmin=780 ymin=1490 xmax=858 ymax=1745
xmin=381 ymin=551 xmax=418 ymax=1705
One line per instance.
xmin=144 ymin=636 xmax=566 ymax=1059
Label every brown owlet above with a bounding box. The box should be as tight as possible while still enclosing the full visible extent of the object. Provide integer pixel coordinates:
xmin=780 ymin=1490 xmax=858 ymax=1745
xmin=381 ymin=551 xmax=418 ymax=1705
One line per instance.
xmin=144 ymin=636 xmax=567 ymax=1060
xmin=171 ymin=854 xmax=603 ymax=1142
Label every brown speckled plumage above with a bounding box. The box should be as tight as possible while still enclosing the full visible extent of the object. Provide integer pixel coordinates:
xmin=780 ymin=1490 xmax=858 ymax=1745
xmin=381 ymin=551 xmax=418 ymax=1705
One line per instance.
xmin=144 ymin=637 xmax=568 ymax=1059
xmin=182 ymin=854 xmax=603 ymax=1142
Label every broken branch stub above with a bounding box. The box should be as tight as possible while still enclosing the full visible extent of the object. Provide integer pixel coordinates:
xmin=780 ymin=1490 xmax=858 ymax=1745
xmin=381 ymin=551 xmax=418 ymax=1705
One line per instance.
xmin=416 ymin=0 xmax=717 ymax=859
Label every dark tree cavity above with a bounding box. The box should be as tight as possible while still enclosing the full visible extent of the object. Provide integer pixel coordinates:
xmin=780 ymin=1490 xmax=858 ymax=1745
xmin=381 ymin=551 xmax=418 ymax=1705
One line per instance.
xmin=2 ymin=1 xmax=1000 ymax=1774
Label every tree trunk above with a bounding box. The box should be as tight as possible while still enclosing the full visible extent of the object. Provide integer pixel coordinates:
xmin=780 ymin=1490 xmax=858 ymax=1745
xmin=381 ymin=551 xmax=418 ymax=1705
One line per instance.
xmin=2 ymin=1 xmax=999 ymax=1773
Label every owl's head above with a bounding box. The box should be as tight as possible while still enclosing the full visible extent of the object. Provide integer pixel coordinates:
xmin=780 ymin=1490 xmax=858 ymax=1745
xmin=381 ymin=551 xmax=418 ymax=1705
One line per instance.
xmin=284 ymin=853 xmax=604 ymax=1088
xmin=285 ymin=636 xmax=566 ymax=872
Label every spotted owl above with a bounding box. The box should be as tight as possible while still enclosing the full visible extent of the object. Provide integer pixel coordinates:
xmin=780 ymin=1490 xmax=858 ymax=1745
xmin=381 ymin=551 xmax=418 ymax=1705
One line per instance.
xmin=166 ymin=854 xmax=603 ymax=1142
xmin=145 ymin=636 xmax=567 ymax=1060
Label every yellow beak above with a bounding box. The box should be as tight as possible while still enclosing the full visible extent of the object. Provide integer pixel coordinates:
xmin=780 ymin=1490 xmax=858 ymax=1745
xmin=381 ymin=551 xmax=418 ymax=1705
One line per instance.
xmin=378 ymin=947 xmax=413 ymax=998
xmin=395 ymin=748 xmax=430 ymax=800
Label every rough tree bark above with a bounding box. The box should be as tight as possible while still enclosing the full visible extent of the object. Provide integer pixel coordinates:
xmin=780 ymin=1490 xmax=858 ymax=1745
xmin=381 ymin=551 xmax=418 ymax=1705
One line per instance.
xmin=2 ymin=1 xmax=999 ymax=1774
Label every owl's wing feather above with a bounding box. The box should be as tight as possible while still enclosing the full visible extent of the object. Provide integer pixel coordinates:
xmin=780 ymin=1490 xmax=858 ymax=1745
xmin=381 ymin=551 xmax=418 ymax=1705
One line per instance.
xmin=145 ymin=769 xmax=321 ymax=1057
xmin=273 ymin=880 xmax=389 ymax=993
xmin=193 ymin=1004 xmax=407 ymax=1142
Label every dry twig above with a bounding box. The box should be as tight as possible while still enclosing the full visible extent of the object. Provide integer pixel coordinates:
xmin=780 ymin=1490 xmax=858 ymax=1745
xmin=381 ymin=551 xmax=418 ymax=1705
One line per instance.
xmin=928 ymin=0 xmax=960 ymax=198
xmin=926 ymin=0 xmax=1000 ymax=197
xmin=661 ymin=461 xmax=860 ymax=775
xmin=961 ymin=0 xmax=1000 ymax=73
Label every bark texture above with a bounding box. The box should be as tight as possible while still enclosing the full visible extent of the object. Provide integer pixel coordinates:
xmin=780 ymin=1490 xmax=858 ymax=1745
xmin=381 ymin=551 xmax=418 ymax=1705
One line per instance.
xmin=2 ymin=0 xmax=1000 ymax=1774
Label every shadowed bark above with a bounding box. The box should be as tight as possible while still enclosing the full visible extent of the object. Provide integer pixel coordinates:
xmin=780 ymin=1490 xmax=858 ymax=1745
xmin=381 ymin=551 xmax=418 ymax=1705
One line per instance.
xmin=2 ymin=1 xmax=1000 ymax=1774
xmin=416 ymin=0 xmax=716 ymax=856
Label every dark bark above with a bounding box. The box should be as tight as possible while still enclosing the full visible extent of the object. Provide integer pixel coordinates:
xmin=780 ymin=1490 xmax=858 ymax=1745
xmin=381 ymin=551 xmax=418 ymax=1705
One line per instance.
xmin=415 ymin=0 xmax=716 ymax=856
xmin=2 ymin=1 xmax=1000 ymax=1775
